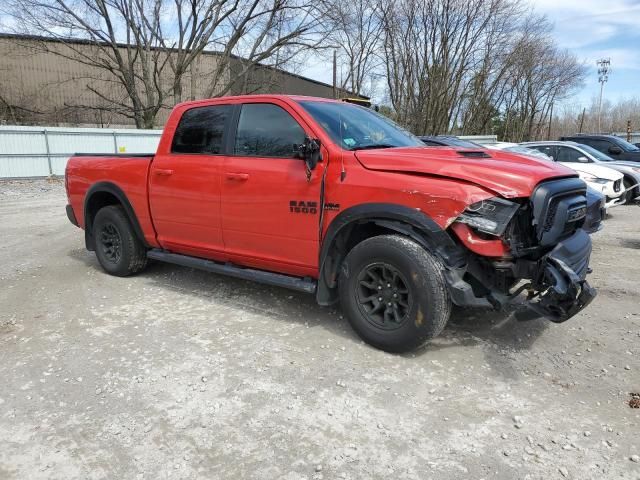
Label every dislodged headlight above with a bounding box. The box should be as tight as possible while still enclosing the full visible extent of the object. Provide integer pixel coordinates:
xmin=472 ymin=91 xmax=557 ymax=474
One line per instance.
xmin=456 ymin=197 xmax=520 ymax=236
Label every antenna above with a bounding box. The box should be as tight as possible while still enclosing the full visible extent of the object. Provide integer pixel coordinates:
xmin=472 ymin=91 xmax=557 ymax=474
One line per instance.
xmin=339 ymin=110 xmax=346 ymax=181
xmin=597 ymin=58 xmax=610 ymax=133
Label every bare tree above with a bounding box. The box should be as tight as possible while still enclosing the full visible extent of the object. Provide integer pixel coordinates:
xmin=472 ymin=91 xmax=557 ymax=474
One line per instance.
xmin=201 ymin=0 xmax=328 ymax=98
xmin=546 ymin=97 xmax=640 ymax=140
xmin=499 ymin=15 xmax=585 ymax=141
xmin=381 ymin=0 xmax=521 ymax=135
xmin=321 ymin=0 xmax=384 ymax=97
xmin=7 ymin=0 xmax=328 ymax=128
xmin=378 ymin=0 xmax=585 ymax=140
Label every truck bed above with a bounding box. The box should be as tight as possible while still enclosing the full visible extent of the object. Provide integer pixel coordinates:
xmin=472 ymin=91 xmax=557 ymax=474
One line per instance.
xmin=65 ymin=153 xmax=158 ymax=247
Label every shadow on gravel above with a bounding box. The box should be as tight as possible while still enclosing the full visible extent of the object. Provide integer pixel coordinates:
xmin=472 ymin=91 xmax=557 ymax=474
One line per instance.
xmin=446 ymin=306 xmax=548 ymax=349
xmin=424 ymin=307 xmax=549 ymax=379
xmin=143 ymin=260 xmax=361 ymax=343
xmin=68 ymin=248 xmax=550 ymax=361
xmin=68 ymin=247 xmax=100 ymax=266
xmin=620 ymin=238 xmax=640 ymax=249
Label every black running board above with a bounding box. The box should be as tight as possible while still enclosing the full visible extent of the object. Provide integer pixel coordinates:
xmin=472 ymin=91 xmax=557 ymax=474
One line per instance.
xmin=147 ymin=249 xmax=317 ymax=294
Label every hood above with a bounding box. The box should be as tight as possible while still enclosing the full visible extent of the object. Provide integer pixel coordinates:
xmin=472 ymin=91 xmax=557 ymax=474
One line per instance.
xmin=568 ymin=163 xmax=623 ymax=181
xmin=603 ymin=160 xmax=640 ymax=171
xmin=619 ymin=151 xmax=640 ymax=159
xmin=354 ymin=146 xmax=576 ymax=198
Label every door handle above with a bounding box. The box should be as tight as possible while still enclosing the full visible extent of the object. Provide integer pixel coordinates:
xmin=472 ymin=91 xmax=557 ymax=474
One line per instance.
xmin=155 ymin=169 xmax=174 ymax=176
xmin=226 ymin=172 xmax=249 ymax=181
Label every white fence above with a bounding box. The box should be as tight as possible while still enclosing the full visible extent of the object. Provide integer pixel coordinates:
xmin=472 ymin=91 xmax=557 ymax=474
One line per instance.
xmin=0 ymin=125 xmax=162 ymax=178
xmin=458 ymin=135 xmax=497 ymax=145
xmin=2 ymin=126 xmax=634 ymax=179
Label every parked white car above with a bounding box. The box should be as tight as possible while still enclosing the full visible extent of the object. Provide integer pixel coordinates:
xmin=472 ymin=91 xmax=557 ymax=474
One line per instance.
xmin=486 ymin=142 xmax=552 ymax=161
xmin=488 ymin=142 xmax=626 ymax=210
xmin=521 ymin=140 xmax=640 ymax=202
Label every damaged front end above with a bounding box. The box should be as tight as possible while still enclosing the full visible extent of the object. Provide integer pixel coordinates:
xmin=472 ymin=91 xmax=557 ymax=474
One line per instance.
xmin=447 ymin=177 xmax=597 ymax=323
xmin=511 ymin=229 xmax=596 ymax=322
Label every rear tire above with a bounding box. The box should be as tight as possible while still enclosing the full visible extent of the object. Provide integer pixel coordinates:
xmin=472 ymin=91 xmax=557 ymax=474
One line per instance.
xmin=93 ymin=205 xmax=148 ymax=277
xmin=338 ymin=234 xmax=451 ymax=353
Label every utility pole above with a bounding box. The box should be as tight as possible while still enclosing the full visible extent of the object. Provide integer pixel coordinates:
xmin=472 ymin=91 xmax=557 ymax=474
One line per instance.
xmin=627 ymin=120 xmax=632 ymax=142
xmin=578 ymin=107 xmax=586 ymax=133
xmin=332 ymin=50 xmax=337 ymax=99
xmin=547 ymin=102 xmax=554 ymax=140
xmin=597 ymin=58 xmax=610 ymax=133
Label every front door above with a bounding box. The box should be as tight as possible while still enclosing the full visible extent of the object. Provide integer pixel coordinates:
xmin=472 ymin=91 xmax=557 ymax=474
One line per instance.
xmin=149 ymin=104 xmax=232 ymax=259
xmin=221 ymin=102 xmax=323 ymax=277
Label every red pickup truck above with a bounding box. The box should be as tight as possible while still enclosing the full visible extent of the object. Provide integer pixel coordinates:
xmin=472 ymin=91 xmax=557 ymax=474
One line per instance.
xmin=65 ymin=95 xmax=596 ymax=352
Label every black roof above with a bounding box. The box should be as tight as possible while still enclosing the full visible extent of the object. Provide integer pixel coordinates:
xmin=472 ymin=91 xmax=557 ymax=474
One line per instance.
xmin=560 ymin=134 xmax=620 ymax=140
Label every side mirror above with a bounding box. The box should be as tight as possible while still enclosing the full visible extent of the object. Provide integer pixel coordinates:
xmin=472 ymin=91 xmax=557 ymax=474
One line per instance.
xmin=298 ymin=137 xmax=322 ymax=172
xmin=577 ymin=156 xmax=590 ymax=163
xmin=609 ymin=146 xmax=622 ymax=155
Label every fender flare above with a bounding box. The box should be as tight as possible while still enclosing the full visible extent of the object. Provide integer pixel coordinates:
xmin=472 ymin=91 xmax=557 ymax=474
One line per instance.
xmin=83 ymin=182 xmax=149 ymax=250
xmin=316 ymin=203 xmax=466 ymax=305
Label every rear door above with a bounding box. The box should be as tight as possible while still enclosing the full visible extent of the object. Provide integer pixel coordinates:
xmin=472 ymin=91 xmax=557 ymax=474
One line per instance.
xmin=149 ymin=104 xmax=232 ymax=259
xmin=221 ymin=101 xmax=323 ymax=277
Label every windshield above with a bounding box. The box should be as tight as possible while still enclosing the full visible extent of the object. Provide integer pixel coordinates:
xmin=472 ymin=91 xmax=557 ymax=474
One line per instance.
xmin=578 ymin=144 xmax=614 ymax=161
xmin=506 ymin=145 xmax=544 ymax=156
xmin=298 ymin=101 xmax=424 ymax=150
xmin=438 ymin=137 xmax=483 ymax=148
xmin=613 ymin=137 xmax=640 ymax=152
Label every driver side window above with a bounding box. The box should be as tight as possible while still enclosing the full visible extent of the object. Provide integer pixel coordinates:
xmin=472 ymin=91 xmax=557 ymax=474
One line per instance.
xmin=555 ymin=146 xmax=585 ymax=163
xmin=234 ymin=103 xmax=306 ymax=158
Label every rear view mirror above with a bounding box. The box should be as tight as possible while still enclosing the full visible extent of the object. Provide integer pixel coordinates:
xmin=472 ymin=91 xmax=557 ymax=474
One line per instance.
xmin=298 ymin=137 xmax=322 ymax=173
xmin=609 ymin=146 xmax=622 ymax=155
xmin=577 ymin=156 xmax=590 ymax=163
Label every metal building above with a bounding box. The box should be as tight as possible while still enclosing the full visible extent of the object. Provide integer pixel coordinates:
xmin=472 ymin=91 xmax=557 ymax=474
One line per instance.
xmin=0 ymin=33 xmax=359 ymax=128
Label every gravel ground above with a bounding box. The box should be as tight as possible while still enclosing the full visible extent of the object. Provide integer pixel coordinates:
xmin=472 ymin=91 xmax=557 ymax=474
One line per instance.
xmin=1 ymin=179 xmax=639 ymax=480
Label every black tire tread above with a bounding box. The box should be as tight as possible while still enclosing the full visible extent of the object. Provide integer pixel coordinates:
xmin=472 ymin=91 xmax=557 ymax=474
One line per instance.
xmin=93 ymin=205 xmax=148 ymax=276
xmin=339 ymin=234 xmax=451 ymax=352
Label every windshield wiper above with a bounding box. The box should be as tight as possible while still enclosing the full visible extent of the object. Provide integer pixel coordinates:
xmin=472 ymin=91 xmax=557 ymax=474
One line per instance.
xmin=350 ymin=144 xmax=397 ymax=151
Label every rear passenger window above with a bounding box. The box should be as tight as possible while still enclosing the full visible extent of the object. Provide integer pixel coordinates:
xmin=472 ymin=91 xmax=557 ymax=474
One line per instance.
xmin=234 ymin=104 xmax=306 ymax=158
xmin=172 ymin=105 xmax=231 ymax=154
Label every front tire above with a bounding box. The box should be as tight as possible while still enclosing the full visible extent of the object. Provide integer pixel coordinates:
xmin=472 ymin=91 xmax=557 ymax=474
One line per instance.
xmin=338 ymin=235 xmax=451 ymax=353
xmin=93 ymin=205 xmax=148 ymax=277
xmin=624 ymin=178 xmax=637 ymax=203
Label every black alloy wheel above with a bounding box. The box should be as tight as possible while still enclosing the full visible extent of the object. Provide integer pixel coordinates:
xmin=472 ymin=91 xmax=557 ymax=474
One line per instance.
xmin=338 ymin=234 xmax=452 ymax=352
xmin=356 ymin=262 xmax=412 ymax=330
xmin=99 ymin=222 xmax=122 ymax=264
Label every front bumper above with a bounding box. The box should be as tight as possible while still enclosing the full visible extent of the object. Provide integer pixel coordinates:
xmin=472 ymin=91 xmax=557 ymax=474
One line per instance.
xmin=583 ymin=193 xmax=605 ymax=234
xmin=447 ymin=229 xmax=596 ymax=323
xmin=513 ymin=229 xmax=596 ymax=322
xmin=604 ymin=195 xmax=626 ymax=209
